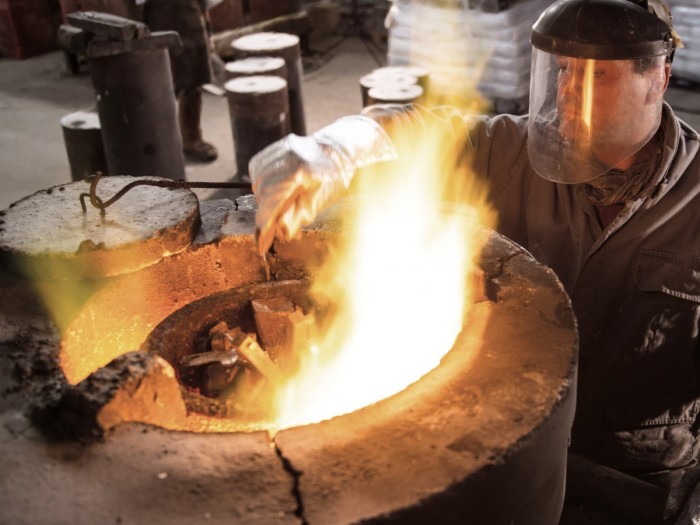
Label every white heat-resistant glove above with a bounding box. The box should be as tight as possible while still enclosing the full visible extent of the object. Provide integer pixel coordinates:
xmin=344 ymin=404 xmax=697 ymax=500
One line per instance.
xmin=249 ymin=115 xmax=397 ymax=254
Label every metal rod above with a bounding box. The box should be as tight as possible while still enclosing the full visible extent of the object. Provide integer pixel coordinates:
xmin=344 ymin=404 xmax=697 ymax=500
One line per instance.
xmin=79 ymin=172 xmax=253 ymax=216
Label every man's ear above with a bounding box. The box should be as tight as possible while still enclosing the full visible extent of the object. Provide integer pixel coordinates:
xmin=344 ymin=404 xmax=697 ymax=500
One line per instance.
xmin=662 ymin=62 xmax=671 ymax=92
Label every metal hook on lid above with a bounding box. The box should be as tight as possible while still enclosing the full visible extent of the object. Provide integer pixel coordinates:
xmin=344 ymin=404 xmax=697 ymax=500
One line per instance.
xmin=79 ymin=172 xmax=253 ymax=216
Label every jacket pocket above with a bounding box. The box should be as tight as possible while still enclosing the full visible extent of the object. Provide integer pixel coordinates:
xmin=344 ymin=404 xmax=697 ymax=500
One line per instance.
xmin=612 ymin=250 xmax=700 ymax=471
xmin=635 ymin=249 xmax=700 ymax=303
xmin=628 ymin=250 xmax=700 ymax=382
xmin=605 ymin=393 xmax=700 ymax=471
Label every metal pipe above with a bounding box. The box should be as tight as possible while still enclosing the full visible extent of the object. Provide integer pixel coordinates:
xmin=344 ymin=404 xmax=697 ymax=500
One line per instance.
xmin=225 ymin=75 xmax=291 ymax=181
xmin=88 ymin=47 xmax=185 ymax=179
xmin=61 ymin=110 xmax=108 ymax=181
xmin=367 ymin=84 xmax=424 ymax=106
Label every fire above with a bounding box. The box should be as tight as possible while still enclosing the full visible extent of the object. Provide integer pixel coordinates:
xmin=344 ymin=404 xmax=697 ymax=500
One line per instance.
xmin=269 ymin=115 xmax=496 ymax=431
xmin=49 ymin=110 xmax=495 ymax=436
xmin=36 ymin=90 xmax=495 ymax=437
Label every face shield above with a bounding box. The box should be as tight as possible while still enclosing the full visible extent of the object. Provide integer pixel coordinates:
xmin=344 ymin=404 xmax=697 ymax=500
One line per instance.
xmin=527 ymin=51 xmax=667 ymax=183
xmin=526 ymin=0 xmax=679 ymax=184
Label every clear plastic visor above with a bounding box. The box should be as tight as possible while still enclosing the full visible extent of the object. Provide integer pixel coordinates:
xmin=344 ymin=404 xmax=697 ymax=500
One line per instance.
xmin=527 ymin=49 xmax=666 ymax=184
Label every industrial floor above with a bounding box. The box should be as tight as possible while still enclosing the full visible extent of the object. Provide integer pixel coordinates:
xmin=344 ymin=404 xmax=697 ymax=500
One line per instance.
xmin=0 ymin=34 xmax=384 ymax=210
xmin=1 ymin=33 xmax=699 ymax=211
xmin=1 ymin=26 xmax=700 ymax=525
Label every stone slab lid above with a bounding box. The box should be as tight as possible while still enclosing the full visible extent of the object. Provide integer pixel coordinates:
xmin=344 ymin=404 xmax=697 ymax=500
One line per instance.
xmin=0 ymin=176 xmax=200 ymax=280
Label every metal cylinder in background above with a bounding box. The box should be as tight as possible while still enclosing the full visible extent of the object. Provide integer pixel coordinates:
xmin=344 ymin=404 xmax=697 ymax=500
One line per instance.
xmin=224 ymin=56 xmax=287 ymax=81
xmin=61 ymin=110 xmax=108 ymax=182
xmin=88 ymin=47 xmax=185 ymax=180
xmin=367 ymin=84 xmax=424 ymax=106
xmin=225 ymin=75 xmax=291 ymax=180
xmin=231 ymin=32 xmax=306 ymax=136
xmin=360 ymin=70 xmax=418 ymax=108
xmin=360 ymin=65 xmax=431 ymax=108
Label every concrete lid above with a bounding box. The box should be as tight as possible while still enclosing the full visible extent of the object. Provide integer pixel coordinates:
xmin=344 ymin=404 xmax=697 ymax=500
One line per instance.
xmin=232 ymin=32 xmax=300 ymax=52
xmin=225 ymin=56 xmax=286 ymax=75
xmin=60 ymin=110 xmax=101 ymax=130
xmin=360 ymin=70 xmax=417 ymax=89
xmin=368 ymin=83 xmax=424 ymax=102
xmin=225 ymin=75 xmax=288 ymax=94
xmin=0 ymin=176 xmax=200 ymax=279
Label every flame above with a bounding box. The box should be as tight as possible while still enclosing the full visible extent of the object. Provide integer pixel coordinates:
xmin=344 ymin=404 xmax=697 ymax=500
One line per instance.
xmin=269 ymin=115 xmax=496 ymax=432
xmin=38 ymin=114 xmax=495 ymax=435
xmin=38 ymin=61 xmax=496 ymax=436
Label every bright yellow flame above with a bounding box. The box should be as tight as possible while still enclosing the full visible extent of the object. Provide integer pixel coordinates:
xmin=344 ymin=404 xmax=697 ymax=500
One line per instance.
xmin=51 ymin=70 xmax=496 ymax=436
xmin=14 ymin=0 xmax=510 ymax=436
xmin=270 ymin=115 xmax=496 ymax=432
xmin=50 ymin=116 xmax=495 ymax=435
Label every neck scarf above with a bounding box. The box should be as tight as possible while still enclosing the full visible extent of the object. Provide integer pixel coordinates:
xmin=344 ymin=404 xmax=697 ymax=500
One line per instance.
xmin=579 ymin=130 xmax=664 ymax=206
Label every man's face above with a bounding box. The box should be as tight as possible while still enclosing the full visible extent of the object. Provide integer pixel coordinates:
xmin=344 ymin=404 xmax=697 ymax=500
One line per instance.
xmin=555 ymin=57 xmax=666 ymax=166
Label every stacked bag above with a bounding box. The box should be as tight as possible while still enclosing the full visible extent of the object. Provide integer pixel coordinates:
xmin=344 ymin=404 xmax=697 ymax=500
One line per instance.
xmin=668 ymin=0 xmax=700 ymax=82
xmin=386 ymin=0 xmax=551 ymax=111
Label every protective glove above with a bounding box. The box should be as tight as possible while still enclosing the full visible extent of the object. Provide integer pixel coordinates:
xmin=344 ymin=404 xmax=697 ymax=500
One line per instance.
xmin=664 ymin=465 xmax=700 ymax=524
xmin=249 ymin=115 xmax=396 ymax=254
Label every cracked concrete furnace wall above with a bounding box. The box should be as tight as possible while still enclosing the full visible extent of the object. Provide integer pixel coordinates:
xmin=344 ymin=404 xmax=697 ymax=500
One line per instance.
xmin=0 ymin=195 xmax=577 ymax=525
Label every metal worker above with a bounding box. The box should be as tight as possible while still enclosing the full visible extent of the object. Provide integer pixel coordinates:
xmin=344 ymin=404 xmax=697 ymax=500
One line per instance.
xmin=249 ymin=0 xmax=700 ymax=521
xmin=140 ymin=0 xmax=219 ymax=163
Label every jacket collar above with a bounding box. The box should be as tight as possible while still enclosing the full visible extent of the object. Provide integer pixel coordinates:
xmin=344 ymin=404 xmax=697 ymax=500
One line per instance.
xmin=647 ymin=102 xmax=699 ymax=203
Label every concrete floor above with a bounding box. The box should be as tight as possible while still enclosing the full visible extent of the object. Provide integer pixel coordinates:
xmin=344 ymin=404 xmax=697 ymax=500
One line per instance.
xmin=1 ymin=35 xmax=699 ymax=211
xmin=0 ymin=35 xmax=385 ymax=210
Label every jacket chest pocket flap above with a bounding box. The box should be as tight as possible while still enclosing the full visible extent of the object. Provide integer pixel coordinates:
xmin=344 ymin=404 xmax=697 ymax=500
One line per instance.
xmin=635 ymin=250 xmax=700 ymax=303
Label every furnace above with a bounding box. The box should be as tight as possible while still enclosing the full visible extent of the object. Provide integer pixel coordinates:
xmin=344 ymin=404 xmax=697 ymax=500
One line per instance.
xmin=0 ymin=177 xmax=577 ymax=524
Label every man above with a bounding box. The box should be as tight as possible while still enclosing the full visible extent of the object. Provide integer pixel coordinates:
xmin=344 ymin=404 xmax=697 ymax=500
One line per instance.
xmin=141 ymin=0 xmax=218 ymax=163
xmin=250 ymin=0 xmax=700 ymax=520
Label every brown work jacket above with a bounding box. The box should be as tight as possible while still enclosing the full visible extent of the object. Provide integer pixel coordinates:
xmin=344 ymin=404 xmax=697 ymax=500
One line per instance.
xmin=459 ymin=103 xmax=700 ymax=484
